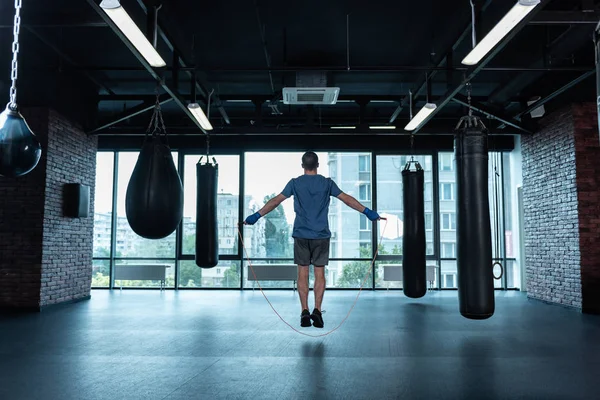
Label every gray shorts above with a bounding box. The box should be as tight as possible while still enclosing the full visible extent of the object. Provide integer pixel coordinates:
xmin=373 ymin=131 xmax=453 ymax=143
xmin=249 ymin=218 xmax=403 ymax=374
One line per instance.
xmin=294 ymin=238 xmax=330 ymax=266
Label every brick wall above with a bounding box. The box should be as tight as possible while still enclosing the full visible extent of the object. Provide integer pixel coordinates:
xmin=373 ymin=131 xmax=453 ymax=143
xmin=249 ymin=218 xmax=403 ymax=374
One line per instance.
xmin=0 ymin=109 xmax=48 ymax=309
xmin=40 ymin=110 xmax=97 ymax=307
xmin=0 ymin=108 xmax=97 ymax=310
xmin=521 ymin=107 xmax=582 ymax=308
xmin=572 ymin=104 xmax=600 ymax=314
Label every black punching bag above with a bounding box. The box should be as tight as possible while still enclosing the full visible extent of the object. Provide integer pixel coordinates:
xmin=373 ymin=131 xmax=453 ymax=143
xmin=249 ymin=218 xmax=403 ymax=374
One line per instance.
xmin=125 ymin=135 xmax=183 ymax=239
xmin=402 ymin=162 xmax=427 ymax=298
xmin=196 ymin=159 xmax=219 ymax=268
xmin=455 ymin=118 xmax=494 ymax=319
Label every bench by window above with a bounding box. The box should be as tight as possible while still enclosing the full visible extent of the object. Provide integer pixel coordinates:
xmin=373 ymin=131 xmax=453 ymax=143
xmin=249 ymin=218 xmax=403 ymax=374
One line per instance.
xmin=381 ymin=264 xmax=437 ymax=290
xmin=246 ymin=264 xmax=297 ymax=291
xmin=113 ymin=264 xmax=171 ymax=290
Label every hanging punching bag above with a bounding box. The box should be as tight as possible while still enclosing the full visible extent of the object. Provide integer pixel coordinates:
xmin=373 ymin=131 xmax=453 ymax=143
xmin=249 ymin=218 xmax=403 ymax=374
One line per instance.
xmin=402 ymin=161 xmax=427 ymax=298
xmin=455 ymin=118 xmax=494 ymax=319
xmin=125 ymin=135 xmax=183 ymax=239
xmin=196 ymin=158 xmax=219 ymax=268
xmin=0 ymin=106 xmax=42 ymax=177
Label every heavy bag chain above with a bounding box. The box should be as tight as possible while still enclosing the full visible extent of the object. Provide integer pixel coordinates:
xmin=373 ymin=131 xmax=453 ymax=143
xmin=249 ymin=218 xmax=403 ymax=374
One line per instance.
xmin=8 ymin=0 xmax=23 ymax=110
xmin=455 ymin=83 xmax=487 ymax=133
xmin=146 ymin=85 xmax=168 ymax=141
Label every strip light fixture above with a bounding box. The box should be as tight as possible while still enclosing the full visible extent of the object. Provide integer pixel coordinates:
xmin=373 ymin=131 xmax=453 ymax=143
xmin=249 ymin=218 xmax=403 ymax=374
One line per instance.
xmin=187 ymin=103 xmax=213 ymax=131
xmin=330 ymin=126 xmax=357 ymax=129
xmin=100 ymin=0 xmax=166 ymax=68
xmin=404 ymin=103 xmax=437 ymax=131
xmin=462 ymin=0 xmax=541 ymax=66
xmin=369 ymin=125 xmax=396 ymax=130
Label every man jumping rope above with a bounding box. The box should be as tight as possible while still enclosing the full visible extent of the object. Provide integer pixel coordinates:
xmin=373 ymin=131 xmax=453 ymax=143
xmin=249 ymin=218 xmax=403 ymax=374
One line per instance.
xmin=244 ymin=151 xmax=380 ymax=328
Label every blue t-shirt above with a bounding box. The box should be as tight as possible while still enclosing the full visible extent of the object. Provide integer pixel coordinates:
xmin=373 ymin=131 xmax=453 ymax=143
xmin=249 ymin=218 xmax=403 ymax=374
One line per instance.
xmin=281 ymin=174 xmax=343 ymax=239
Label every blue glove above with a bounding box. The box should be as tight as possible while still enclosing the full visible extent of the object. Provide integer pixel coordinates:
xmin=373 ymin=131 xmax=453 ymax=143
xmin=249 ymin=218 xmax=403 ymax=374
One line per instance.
xmin=362 ymin=207 xmax=380 ymax=221
xmin=244 ymin=212 xmax=262 ymax=225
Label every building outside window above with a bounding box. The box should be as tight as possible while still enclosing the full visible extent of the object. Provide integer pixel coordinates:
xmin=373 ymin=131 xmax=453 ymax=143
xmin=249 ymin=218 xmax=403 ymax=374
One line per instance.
xmin=440 ymin=183 xmax=454 ymax=200
xmin=359 ymin=184 xmax=371 ymax=201
xmin=441 ymin=242 xmax=456 ymax=258
xmin=441 ymin=213 xmax=456 ymax=230
xmin=359 ymin=155 xmax=370 ymax=172
xmin=440 ymin=153 xmax=454 ymax=171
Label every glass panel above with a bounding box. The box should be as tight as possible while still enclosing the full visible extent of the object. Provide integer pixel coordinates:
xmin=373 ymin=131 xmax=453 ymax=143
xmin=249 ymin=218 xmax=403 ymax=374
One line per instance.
xmin=504 ymin=259 xmax=519 ymax=289
xmin=113 ymin=260 xmax=175 ymax=288
xmin=376 ymin=155 xmax=434 ymax=257
xmin=438 ymin=151 xmax=506 ymax=289
xmin=179 ymin=260 xmax=240 ymax=288
xmin=93 ymin=152 xmax=114 ymax=258
xmin=91 ymin=259 xmax=110 ymax=287
xmin=440 ymin=260 xmax=457 ymax=289
xmin=114 ymin=152 xmax=178 ymax=258
xmin=375 ymin=262 xmax=402 ymax=289
xmin=329 ymin=260 xmax=373 ymax=288
xmin=244 ymin=152 xmax=371 ymax=260
xmin=182 ymin=155 xmax=240 ymax=255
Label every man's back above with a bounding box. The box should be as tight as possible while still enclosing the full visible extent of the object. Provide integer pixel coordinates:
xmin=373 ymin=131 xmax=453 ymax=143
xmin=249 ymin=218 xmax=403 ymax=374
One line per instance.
xmin=281 ymin=174 xmax=342 ymax=239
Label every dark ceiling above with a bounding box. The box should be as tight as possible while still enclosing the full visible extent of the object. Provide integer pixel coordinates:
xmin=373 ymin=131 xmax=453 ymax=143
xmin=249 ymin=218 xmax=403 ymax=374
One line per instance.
xmin=0 ymin=0 xmax=598 ymax=140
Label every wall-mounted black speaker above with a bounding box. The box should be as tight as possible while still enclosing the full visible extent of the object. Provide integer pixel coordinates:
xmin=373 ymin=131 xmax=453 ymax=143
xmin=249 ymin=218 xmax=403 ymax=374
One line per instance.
xmin=63 ymin=183 xmax=90 ymax=218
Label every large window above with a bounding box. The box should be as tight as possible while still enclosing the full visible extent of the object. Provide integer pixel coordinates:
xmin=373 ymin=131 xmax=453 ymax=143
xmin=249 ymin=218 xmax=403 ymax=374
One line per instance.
xmin=91 ymin=150 xmax=518 ymax=290
xmin=115 ymin=152 xmax=178 ymax=261
xmin=182 ymin=155 xmax=240 ymax=256
xmin=374 ymin=155 xmax=434 ymax=288
xmin=92 ymin=152 xmax=114 ymax=287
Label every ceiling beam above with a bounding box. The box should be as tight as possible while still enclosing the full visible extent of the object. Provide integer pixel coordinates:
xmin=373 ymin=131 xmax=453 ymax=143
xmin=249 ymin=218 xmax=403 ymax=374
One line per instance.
xmin=25 ymin=26 xmax=115 ymax=95
xmin=452 ymin=94 xmax=532 ymax=134
xmin=413 ymin=0 xmax=550 ymax=134
xmin=88 ymin=94 xmax=173 ymax=134
xmin=389 ymin=0 xmax=494 ymax=124
xmin=496 ymin=69 xmax=595 ymax=129
xmin=530 ymin=10 xmax=600 ymax=25
xmin=487 ymin=25 xmax=593 ymax=106
xmin=93 ymin=120 xmax=520 ymax=137
xmin=135 ymin=0 xmax=230 ymax=125
xmin=85 ymin=0 xmax=206 ymax=133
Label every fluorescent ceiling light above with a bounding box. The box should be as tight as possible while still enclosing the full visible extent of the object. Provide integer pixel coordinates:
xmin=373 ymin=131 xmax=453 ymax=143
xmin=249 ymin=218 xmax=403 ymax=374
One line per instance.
xmin=187 ymin=103 xmax=213 ymax=131
xmin=462 ymin=0 xmax=540 ymax=66
xmin=404 ymin=103 xmax=437 ymax=131
xmin=330 ymin=126 xmax=356 ymax=129
xmin=369 ymin=126 xmax=396 ymax=130
xmin=100 ymin=0 xmax=166 ymax=68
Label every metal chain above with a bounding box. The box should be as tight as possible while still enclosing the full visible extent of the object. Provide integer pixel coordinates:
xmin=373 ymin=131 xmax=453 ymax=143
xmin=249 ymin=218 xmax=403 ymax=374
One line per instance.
xmin=466 ymin=81 xmax=473 ymax=117
xmin=9 ymin=0 xmax=23 ymax=109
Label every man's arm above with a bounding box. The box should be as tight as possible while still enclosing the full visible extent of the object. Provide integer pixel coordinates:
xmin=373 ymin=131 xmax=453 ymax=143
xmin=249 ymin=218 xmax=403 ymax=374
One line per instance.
xmin=337 ymin=192 xmax=380 ymax=221
xmin=337 ymin=193 xmax=366 ymax=213
xmin=244 ymin=194 xmax=288 ymax=225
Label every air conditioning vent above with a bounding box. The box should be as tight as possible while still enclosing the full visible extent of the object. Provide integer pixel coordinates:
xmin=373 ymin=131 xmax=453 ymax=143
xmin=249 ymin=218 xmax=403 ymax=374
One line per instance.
xmin=283 ymin=87 xmax=340 ymax=105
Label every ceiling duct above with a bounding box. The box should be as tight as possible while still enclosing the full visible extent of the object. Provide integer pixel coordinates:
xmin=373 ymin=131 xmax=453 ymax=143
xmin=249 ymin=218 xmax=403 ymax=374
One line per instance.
xmin=283 ymin=72 xmax=340 ymax=105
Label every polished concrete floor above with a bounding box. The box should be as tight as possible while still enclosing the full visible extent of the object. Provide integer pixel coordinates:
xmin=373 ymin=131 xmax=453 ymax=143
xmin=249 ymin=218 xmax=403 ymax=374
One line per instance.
xmin=1 ymin=290 xmax=599 ymax=400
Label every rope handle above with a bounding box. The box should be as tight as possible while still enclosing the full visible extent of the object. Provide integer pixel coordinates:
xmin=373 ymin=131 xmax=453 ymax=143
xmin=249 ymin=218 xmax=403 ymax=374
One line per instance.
xmin=237 ymin=219 xmax=388 ymax=338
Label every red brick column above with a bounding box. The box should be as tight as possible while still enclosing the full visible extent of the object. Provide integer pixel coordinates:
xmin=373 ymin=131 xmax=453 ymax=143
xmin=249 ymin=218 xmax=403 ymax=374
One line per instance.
xmin=572 ymin=103 xmax=600 ymax=314
xmin=0 ymin=108 xmax=97 ymax=311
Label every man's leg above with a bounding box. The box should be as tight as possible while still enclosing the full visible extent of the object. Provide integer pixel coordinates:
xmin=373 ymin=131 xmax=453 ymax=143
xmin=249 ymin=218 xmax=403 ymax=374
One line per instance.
xmin=313 ymin=266 xmax=326 ymax=311
xmin=297 ymin=265 xmax=310 ymax=311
